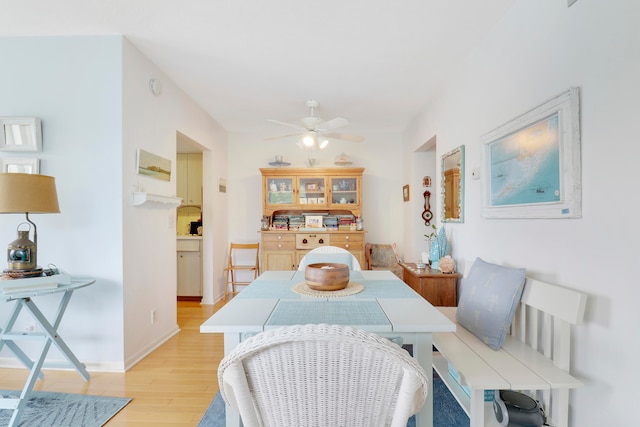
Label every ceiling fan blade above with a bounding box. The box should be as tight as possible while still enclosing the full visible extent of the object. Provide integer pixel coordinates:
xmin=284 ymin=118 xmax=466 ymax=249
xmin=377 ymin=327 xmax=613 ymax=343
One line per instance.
xmin=323 ymin=132 xmax=364 ymax=143
xmin=267 ymin=119 xmax=306 ymax=131
xmin=318 ymin=117 xmax=349 ymax=131
xmin=264 ymin=133 xmax=304 ymax=141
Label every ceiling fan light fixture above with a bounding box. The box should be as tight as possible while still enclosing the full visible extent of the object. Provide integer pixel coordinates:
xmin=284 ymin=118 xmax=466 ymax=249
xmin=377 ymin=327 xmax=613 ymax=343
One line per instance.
xmin=303 ymin=134 xmax=315 ymax=147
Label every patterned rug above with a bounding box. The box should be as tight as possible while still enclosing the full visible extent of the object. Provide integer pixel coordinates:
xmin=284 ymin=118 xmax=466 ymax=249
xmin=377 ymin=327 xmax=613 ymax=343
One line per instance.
xmin=0 ymin=390 xmax=131 ymax=427
xmin=199 ymin=370 xmax=469 ymax=427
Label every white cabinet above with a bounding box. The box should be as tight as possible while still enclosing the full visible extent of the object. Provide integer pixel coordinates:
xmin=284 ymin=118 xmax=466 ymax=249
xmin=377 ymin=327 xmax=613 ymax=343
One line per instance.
xmin=177 ymin=153 xmax=202 ymax=206
xmin=177 ymin=239 xmax=202 ymax=299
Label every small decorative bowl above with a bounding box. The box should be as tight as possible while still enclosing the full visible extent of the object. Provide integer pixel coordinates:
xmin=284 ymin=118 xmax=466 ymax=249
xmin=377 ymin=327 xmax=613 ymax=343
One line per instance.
xmin=305 ymin=263 xmax=350 ymax=291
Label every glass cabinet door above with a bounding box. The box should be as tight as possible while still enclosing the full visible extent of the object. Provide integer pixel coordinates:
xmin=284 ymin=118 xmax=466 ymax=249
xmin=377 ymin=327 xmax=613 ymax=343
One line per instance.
xmin=267 ymin=177 xmax=295 ymax=206
xmin=330 ymin=176 xmax=360 ymax=206
xmin=298 ymin=177 xmax=327 ymax=207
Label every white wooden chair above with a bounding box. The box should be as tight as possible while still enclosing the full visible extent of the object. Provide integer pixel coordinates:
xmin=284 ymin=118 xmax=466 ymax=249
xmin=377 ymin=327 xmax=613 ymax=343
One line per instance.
xmin=297 ymin=245 xmax=362 ymax=270
xmin=218 ymin=324 xmax=429 ymax=427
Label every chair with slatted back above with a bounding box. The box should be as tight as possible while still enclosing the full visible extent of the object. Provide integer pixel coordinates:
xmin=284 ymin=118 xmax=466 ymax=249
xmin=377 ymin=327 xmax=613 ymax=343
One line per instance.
xmin=224 ymin=242 xmax=260 ymax=300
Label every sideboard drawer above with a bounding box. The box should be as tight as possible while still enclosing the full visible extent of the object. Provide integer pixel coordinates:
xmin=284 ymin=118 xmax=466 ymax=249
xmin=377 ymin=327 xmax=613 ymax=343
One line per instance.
xmin=331 ymin=234 xmax=363 ymax=251
xmin=262 ymin=233 xmax=295 ymax=250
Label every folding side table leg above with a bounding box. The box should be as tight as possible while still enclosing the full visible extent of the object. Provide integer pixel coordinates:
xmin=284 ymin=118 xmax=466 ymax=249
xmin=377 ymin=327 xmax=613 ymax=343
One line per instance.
xmin=22 ymin=291 xmax=90 ymax=380
xmin=0 ymin=289 xmax=90 ymax=427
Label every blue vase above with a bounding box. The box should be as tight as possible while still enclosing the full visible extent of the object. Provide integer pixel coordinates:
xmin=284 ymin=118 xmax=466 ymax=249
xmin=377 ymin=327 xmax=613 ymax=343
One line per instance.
xmin=429 ymin=240 xmax=440 ymax=270
xmin=437 ymin=227 xmax=450 ymax=259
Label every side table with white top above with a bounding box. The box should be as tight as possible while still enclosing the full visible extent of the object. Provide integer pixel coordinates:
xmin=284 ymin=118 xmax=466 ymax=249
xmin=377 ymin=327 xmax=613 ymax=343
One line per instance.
xmin=0 ymin=275 xmax=95 ymax=427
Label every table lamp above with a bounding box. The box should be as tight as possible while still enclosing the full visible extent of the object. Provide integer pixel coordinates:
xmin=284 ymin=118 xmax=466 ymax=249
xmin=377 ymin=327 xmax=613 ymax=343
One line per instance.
xmin=0 ymin=173 xmax=60 ymax=276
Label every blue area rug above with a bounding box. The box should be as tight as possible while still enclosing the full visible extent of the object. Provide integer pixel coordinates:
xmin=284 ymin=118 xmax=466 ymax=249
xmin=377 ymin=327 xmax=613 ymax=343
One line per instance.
xmin=0 ymin=390 xmax=131 ymax=427
xmin=199 ymin=370 xmax=469 ymax=427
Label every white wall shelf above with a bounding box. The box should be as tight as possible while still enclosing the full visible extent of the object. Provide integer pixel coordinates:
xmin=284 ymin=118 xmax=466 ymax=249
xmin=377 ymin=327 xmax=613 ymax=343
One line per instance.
xmin=132 ymin=192 xmax=182 ymax=208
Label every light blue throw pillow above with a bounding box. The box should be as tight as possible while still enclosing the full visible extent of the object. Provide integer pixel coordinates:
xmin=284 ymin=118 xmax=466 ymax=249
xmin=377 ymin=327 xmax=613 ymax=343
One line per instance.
xmin=456 ymin=258 xmax=526 ymax=350
xmin=303 ymin=253 xmax=353 ymax=270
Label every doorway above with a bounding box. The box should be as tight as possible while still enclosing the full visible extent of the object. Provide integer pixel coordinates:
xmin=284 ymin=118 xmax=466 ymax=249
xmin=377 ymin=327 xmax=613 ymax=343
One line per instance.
xmin=176 ymin=131 xmax=205 ymax=302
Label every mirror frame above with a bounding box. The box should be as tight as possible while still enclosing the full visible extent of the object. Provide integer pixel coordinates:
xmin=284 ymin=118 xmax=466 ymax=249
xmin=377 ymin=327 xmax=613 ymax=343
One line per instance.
xmin=0 ymin=117 xmax=42 ymax=152
xmin=441 ymin=145 xmax=465 ymax=223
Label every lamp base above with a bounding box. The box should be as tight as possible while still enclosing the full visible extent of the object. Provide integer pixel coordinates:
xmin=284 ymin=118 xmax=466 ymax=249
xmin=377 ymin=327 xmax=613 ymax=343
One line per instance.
xmin=2 ymin=267 xmax=43 ymax=279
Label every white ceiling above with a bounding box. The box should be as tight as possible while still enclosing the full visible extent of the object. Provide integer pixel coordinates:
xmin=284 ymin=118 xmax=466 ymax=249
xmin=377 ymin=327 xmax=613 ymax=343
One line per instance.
xmin=1 ymin=1 xmax=516 ymax=139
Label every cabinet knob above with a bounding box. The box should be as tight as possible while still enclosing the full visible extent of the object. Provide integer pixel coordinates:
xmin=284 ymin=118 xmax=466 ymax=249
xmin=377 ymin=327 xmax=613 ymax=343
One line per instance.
xmin=278 ymin=244 xmax=282 ymax=248
xmin=277 ymin=235 xmax=282 ymax=240
xmin=345 ymin=244 xmax=350 ymax=248
xmin=319 ymin=238 xmax=324 ymax=244
xmin=302 ymin=238 xmax=308 ymax=244
xmin=345 ymin=235 xmax=350 ymax=240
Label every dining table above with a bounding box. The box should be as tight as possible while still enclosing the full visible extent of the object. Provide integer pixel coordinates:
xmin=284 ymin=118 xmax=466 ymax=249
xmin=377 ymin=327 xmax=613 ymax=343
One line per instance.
xmin=200 ymin=269 xmax=456 ymax=427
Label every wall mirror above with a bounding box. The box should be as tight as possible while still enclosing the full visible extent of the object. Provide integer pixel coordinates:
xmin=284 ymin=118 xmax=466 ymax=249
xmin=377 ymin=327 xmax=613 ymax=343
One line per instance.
xmin=441 ymin=145 xmax=465 ymax=223
xmin=0 ymin=117 xmax=42 ymax=152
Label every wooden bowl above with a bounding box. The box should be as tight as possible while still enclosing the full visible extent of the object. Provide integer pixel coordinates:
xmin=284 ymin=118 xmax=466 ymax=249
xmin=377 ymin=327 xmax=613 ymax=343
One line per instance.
xmin=305 ymin=263 xmax=350 ymax=291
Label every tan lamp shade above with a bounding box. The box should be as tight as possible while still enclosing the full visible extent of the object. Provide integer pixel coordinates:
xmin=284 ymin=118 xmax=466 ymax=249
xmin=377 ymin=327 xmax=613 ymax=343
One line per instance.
xmin=0 ymin=173 xmax=60 ymax=214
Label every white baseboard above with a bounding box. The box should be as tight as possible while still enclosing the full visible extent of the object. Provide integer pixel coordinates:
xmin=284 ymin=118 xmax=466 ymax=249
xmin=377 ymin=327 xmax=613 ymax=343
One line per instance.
xmin=0 ymin=324 xmax=182 ymax=374
xmin=124 ymin=324 xmax=181 ymax=370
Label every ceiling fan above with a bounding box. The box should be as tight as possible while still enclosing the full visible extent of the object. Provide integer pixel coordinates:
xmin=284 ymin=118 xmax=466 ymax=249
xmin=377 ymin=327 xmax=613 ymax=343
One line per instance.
xmin=266 ymin=100 xmax=364 ymax=149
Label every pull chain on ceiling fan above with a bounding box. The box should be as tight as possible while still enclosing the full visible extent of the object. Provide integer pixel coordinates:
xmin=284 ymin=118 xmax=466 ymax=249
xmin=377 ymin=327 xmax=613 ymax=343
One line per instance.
xmin=266 ymin=100 xmax=364 ymax=149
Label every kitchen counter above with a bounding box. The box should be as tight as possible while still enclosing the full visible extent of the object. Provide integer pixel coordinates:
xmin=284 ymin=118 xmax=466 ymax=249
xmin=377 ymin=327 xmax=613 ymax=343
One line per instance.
xmin=177 ymin=235 xmax=202 ymax=240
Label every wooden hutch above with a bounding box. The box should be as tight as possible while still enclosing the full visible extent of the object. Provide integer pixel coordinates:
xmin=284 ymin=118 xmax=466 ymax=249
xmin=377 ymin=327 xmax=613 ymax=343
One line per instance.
xmin=260 ymin=167 xmax=365 ymax=270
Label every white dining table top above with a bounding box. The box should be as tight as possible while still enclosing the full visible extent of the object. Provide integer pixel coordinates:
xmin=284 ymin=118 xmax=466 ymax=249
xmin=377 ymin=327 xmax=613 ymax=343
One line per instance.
xmin=200 ymin=270 xmax=455 ymax=334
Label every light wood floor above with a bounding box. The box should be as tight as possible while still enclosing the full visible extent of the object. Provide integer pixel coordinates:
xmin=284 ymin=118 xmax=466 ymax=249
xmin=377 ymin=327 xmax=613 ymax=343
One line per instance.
xmin=0 ymin=300 xmax=226 ymax=426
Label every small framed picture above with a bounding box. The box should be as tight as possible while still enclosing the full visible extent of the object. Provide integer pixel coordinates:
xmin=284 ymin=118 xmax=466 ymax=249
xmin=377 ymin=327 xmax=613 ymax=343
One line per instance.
xmin=403 ymin=184 xmax=410 ymax=202
xmin=305 ymin=182 xmax=318 ymax=191
xmin=317 ymin=197 xmax=325 ymax=204
xmin=305 ymin=215 xmax=323 ymax=228
xmin=0 ymin=117 xmax=43 ymax=152
xmin=308 ymin=197 xmax=318 ymax=204
xmin=423 ymin=176 xmax=432 ymax=187
xmin=1 ymin=157 xmax=39 ymax=174
xmin=299 ymin=197 xmax=307 ymax=204
xmin=137 ymin=149 xmax=171 ymax=181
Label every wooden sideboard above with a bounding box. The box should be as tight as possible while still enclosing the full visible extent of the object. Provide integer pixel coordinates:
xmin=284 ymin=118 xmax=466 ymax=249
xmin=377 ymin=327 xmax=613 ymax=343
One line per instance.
xmin=261 ymin=230 xmax=365 ymax=271
xmin=400 ymin=263 xmax=460 ymax=306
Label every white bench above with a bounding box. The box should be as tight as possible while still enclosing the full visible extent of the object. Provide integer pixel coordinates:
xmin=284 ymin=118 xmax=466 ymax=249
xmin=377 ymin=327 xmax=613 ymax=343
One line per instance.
xmin=432 ymin=277 xmax=587 ymax=427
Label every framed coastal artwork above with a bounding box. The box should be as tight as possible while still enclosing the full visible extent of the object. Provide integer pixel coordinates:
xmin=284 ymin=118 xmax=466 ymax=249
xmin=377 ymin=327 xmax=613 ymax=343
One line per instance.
xmin=137 ymin=149 xmax=171 ymax=181
xmin=481 ymin=87 xmax=581 ymax=219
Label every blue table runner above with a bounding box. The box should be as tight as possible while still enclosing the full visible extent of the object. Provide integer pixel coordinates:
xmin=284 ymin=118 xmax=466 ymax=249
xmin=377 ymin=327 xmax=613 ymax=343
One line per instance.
xmin=265 ymin=300 xmax=391 ymax=327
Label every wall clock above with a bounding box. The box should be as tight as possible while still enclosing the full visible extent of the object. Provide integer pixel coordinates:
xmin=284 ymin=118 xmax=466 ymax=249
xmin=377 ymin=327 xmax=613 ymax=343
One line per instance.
xmin=422 ymin=190 xmax=433 ymax=225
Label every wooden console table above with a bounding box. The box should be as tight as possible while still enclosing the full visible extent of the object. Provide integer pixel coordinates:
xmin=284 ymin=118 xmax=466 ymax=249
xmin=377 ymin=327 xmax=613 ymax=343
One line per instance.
xmin=400 ymin=263 xmax=460 ymax=306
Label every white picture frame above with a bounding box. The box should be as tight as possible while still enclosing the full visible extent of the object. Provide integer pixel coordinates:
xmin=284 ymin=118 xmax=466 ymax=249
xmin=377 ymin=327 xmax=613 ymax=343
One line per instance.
xmin=1 ymin=157 xmax=40 ymax=174
xmin=481 ymin=87 xmax=581 ymax=219
xmin=305 ymin=215 xmax=323 ymax=228
xmin=218 ymin=177 xmax=227 ymax=193
xmin=0 ymin=117 xmax=43 ymax=152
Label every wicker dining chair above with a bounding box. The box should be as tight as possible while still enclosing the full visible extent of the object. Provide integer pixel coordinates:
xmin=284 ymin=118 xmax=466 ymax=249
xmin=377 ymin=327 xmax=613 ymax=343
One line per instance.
xmin=218 ymin=324 xmax=429 ymax=427
xmin=297 ymin=245 xmax=362 ymax=271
